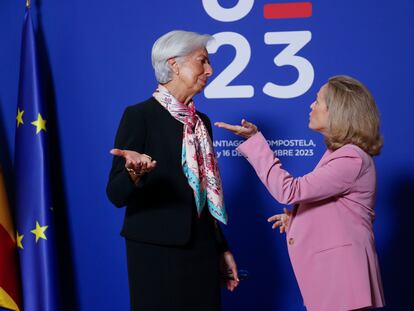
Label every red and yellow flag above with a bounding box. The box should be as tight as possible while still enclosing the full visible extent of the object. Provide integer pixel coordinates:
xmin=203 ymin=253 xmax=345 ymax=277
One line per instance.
xmin=0 ymin=166 xmax=20 ymax=311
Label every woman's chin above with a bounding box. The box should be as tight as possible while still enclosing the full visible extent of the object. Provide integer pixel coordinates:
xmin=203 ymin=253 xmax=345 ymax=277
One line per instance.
xmin=194 ymin=85 xmax=205 ymax=94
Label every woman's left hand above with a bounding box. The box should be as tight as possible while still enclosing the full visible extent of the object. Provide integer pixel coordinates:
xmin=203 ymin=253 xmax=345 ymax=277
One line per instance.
xmin=215 ymin=119 xmax=258 ymax=139
xmin=220 ymin=251 xmax=239 ymax=292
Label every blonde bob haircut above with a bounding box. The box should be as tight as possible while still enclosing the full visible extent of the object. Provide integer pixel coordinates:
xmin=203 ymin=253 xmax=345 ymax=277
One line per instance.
xmin=324 ymin=75 xmax=383 ymax=156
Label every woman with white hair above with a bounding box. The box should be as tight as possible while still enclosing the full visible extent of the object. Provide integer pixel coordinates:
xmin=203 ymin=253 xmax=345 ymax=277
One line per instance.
xmin=106 ymin=30 xmax=238 ymax=311
xmin=216 ymin=76 xmax=385 ymax=311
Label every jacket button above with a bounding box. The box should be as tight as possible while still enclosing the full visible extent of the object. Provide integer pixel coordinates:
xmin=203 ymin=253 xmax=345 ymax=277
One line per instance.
xmin=288 ymin=238 xmax=294 ymax=245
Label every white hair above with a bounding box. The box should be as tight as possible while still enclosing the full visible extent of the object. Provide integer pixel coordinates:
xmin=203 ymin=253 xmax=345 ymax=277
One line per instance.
xmin=151 ymin=30 xmax=213 ymax=83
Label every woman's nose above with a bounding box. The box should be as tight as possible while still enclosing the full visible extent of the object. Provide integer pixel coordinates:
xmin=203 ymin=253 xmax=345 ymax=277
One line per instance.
xmin=205 ymin=64 xmax=213 ymax=76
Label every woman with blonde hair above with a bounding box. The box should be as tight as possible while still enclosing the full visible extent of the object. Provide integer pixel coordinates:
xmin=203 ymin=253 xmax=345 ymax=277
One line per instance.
xmin=216 ymin=75 xmax=385 ymax=311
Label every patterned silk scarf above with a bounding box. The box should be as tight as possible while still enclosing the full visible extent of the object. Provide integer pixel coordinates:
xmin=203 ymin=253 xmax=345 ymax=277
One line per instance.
xmin=153 ymin=85 xmax=227 ymax=224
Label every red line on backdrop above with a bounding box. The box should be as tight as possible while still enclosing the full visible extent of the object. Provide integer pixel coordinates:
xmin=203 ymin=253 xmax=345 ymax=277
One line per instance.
xmin=264 ymin=2 xmax=312 ymax=19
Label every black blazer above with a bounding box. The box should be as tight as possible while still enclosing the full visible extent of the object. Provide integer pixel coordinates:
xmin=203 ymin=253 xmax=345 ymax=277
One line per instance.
xmin=106 ymin=97 xmax=228 ymax=249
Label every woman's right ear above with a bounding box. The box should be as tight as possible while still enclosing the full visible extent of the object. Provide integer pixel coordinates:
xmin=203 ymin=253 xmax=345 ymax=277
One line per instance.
xmin=168 ymin=58 xmax=179 ymax=75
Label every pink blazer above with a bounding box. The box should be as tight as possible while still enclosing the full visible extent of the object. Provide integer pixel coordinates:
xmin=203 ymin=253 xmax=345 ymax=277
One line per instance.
xmin=237 ymin=132 xmax=385 ymax=311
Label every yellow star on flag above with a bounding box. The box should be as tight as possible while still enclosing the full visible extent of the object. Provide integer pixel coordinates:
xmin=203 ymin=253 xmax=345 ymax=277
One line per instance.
xmin=16 ymin=108 xmax=24 ymax=127
xmin=16 ymin=231 xmax=24 ymax=249
xmin=31 ymin=113 xmax=47 ymax=134
xmin=30 ymin=221 xmax=48 ymax=242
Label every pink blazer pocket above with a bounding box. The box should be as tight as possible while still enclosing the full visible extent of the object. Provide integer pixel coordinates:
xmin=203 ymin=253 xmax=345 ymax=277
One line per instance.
xmin=313 ymin=243 xmax=352 ymax=254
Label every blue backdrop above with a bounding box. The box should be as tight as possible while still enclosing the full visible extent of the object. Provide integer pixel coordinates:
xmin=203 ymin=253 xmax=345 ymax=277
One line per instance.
xmin=1 ymin=1 xmax=413 ymax=310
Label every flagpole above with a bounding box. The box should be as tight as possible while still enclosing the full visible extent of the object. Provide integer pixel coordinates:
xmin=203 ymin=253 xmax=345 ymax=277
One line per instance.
xmin=26 ymin=0 xmax=30 ymax=8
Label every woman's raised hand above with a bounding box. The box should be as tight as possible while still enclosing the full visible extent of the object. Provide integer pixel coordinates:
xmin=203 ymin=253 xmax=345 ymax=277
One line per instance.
xmin=215 ymin=119 xmax=258 ymax=139
xmin=267 ymin=208 xmax=292 ymax=234
xmin=110 ymin=149 xmax=157 ymax=182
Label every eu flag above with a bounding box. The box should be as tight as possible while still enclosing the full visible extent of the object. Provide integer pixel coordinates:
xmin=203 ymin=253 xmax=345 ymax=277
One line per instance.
xmin=14 ymin=7 xmax=60 ymax=311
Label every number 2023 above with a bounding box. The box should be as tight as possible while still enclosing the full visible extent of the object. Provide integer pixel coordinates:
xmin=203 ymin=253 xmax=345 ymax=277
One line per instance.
xmin=202 ymin=0 xmax=315 ymax=99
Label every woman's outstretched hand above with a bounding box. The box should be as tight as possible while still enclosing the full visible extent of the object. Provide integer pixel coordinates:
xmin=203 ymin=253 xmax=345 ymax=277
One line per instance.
xmin=110 ymin=149 xmax=157 ymax=183
xmin=267 ymin=208 xmax=292 ymax=234
xmin=215 ymin=119 xmax=258 ymax=139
